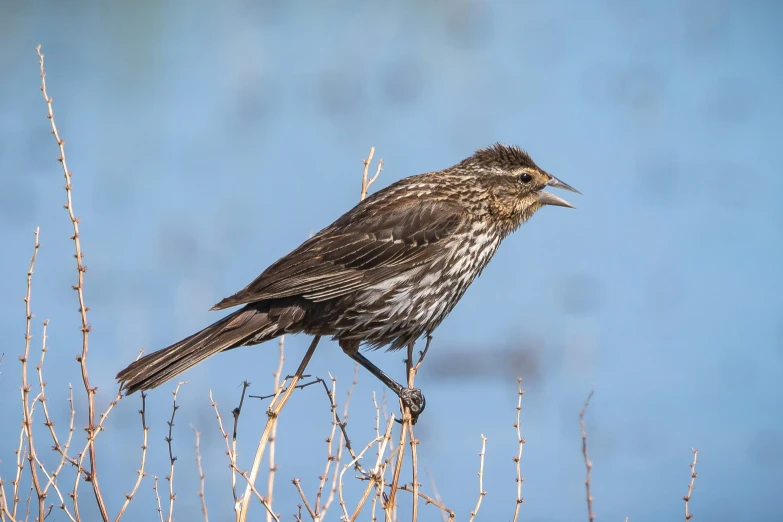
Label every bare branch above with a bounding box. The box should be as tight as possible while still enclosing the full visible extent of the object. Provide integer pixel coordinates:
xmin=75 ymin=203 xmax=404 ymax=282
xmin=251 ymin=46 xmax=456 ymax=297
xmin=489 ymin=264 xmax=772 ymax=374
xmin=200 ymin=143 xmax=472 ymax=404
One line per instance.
xmin=36 ymin=45 xmax=108 ymax=521
xmin=208 ymin=392 xmax=238 ymax=502
xmin=37 ymin=324 xmax=77 ymax=521
xmin=232 ymin=469 xmax=280 ymax=522
xmin=467 ymin=435 xmax=487 ymax=522
xmin=237 ymin=335 xmax=321 ymax=521
xmin=512 ymin=378 xmax=526 ymax=522
xmin=345 ymin=414 xmax=395 ymax=522
xmin=683 ymin=448 xmax=699 ymax=521
xmin=20 ymin=227 xmax=45 ymax=522
xmin=392 ymin=483 xmax=455 ymax=520
xmin=319 ymin=364 xmax=359 ymax=518
xmin=267 ymin=336 xmax=286 ymax=522
xmin=152 ymin=477 xmax=164 ymax=522
xmin=425 ymin=468 xmax=452 ymax=522
xmin=291 ymin=480 xmax=315 ymax=521
xmin=191 ymin=426 xmax=209 ymax=522
xmin=314 ymin=376 xmax=339 ymax=515
xmin=580 ymin=390 xmax=595 ymax=522
xmin=165 ymin=382 xmax=188 ymax=522
xmin=115 ymin=393 xmax=149 ymax=522
xmin=72 ymin=387 xmax=123 ymax=519
xmin=12 ymin=428 xmax=27 ymax=520
xmin=360 ymin=147 xmax=384 ymax=201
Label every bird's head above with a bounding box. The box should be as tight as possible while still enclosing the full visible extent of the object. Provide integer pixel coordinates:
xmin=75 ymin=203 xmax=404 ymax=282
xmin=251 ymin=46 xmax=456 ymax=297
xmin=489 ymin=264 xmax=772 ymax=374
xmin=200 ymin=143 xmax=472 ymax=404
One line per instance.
xmin=458 ymin=143 xmax=580 ymax=231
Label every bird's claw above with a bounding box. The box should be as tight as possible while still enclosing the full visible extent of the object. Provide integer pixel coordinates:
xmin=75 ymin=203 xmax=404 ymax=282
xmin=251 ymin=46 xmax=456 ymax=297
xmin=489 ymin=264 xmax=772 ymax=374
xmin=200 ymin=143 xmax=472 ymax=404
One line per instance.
xmin=396 ymin=387 xmax=426 ymax=425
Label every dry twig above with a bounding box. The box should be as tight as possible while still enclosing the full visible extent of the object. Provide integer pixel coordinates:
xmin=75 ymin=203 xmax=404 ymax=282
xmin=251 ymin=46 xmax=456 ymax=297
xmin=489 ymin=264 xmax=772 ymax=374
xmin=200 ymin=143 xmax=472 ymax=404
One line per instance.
xmin=152 ymin=476 xmax=164 ymax=522
xmin=266 ymin=336 xmax=286 ymax=522
xmin=512 ymin=378 xmax=526 ymax=522
xmin=36 ymin=45 xmax=109 ymax=522
xmin=425 ymin=468 xmax=453 ymax=522
xmin=360 ymin=147 xmax=384 ymax=201
xmin=291 ymin=479 xmax=315 ymax=521
xmin=12 ymin=407 xmax=27 ymax=518
xmin=683 ymin=449 xmax=699 ymax=521
xmin=210 ymin=389 xmax=280 ymax=521
xmin=345 ymin=413 xmax=396 ymax=522
xmin=36 ymin=324 xmax=77 ymax=521
xmin=393 ymin=483 xmax=455 ymax=520
xmin=580 ymin=390 xmax=595 ymax=522
xmin=239 ymin=147 xmax=383 ymax=521
xmin=318 ymin=364 xmax=359 ymax=518
xmin=209 ymin=391 xmax=239 ymax=501
xmin=115 ymin=393 xmax=149 ymax=522
xmin=191 ymin=426 xmax=209 ymax=522
xmin=237 ymin=335 xmax=321 ymax=521
xmin=165 ymin=382 xmax=188 ymax=522
xmin=313 ymin=376 xmax=340 ymax=517
xmin=20 ymin=227 xmax=45 ymax=522
xmin=467 ymin=435 xmax=488 ymax=522
xmin=71 ymin=388 xmax=122 ymax=521
xmin=385 ymin=334 xmax=432 ymax=521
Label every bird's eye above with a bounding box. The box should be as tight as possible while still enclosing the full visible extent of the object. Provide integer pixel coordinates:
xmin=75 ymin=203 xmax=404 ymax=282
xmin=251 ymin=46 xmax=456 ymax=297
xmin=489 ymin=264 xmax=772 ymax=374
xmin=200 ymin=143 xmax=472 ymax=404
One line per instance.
xmin=518 ymin=172 xmax=533 ymax=184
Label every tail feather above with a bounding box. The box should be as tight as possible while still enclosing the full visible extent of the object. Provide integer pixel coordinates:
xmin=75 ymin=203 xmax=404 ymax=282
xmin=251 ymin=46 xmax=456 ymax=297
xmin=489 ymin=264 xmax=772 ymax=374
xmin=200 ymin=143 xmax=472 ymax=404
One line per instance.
xmin=116 ymin=306 xmax=279 ymax=394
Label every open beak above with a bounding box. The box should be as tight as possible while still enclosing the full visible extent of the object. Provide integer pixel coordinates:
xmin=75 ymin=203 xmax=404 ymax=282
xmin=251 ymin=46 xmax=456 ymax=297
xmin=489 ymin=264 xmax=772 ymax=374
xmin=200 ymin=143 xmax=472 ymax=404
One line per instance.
xmin=538 ymin=175 xmax=580 ymax=208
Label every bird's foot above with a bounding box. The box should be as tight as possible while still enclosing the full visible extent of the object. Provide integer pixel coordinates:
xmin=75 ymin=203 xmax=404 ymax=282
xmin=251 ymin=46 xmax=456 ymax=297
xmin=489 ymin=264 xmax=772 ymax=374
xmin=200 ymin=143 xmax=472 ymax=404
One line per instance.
xmin=397 ymin=387 xmax=426 ymax=425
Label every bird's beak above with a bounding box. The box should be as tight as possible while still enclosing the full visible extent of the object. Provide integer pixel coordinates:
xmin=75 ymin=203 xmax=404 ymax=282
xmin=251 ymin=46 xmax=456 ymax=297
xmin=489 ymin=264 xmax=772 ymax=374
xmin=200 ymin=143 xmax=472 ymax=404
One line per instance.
xmin=538 ymin=175 xmax=580 ymax=208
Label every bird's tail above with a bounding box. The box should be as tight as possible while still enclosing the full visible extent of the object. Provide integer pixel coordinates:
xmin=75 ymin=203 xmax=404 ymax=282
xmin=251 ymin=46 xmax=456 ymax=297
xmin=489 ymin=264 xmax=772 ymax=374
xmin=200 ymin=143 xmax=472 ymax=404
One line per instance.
xmin=116 ymin=306 xmax=280 ymax=394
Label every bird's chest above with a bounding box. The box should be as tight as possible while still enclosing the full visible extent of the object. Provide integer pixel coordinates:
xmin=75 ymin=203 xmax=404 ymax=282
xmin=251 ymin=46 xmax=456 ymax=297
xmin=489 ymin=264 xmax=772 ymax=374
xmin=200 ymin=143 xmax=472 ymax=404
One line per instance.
xmin=443 ymin=227 xmax=503 ymax=300
xmin=402 ymin=226 xmax=503 ymax=327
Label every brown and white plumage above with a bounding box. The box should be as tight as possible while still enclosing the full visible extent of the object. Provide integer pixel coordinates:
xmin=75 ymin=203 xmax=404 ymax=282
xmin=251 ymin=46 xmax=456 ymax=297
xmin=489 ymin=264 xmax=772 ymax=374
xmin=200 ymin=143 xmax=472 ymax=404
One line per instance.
xmin=116 ymin=143 xmax=579 ymax=395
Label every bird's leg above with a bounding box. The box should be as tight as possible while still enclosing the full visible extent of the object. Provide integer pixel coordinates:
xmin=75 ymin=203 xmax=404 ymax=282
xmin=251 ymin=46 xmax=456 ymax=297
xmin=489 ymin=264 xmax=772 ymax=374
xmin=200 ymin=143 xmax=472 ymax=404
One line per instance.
xmin=345 ymin=351 xmax=426 ymax=423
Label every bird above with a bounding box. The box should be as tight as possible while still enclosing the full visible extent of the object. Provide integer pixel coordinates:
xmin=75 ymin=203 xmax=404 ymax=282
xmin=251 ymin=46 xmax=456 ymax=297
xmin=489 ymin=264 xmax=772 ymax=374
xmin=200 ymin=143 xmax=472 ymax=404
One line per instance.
xmin=116 ymin=143 xmax=579 ymax=418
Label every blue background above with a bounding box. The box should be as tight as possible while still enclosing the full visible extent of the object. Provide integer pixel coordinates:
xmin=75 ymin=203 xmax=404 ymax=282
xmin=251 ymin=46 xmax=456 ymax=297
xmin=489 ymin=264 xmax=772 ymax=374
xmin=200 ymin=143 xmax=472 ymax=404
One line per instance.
xmin=1 ymin=1 xmax=782 ymax=521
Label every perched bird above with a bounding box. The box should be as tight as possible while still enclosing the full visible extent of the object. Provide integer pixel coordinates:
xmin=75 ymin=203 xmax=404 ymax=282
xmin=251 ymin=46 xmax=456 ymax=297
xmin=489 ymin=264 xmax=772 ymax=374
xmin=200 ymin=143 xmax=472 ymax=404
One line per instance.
xmin=116 ymin=144 xmax=578 ymax=417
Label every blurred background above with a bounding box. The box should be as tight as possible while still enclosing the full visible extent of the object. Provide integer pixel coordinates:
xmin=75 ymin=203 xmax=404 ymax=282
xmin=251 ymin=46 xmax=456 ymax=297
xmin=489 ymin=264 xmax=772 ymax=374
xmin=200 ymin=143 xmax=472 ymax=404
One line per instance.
xmin=1 ymin=1 xmax=782 ymax=521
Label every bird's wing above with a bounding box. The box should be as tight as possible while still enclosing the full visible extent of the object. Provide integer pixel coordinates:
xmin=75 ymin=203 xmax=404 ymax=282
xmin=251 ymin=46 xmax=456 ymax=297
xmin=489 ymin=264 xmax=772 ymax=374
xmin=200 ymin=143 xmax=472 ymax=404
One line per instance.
xmin=211 ymin=198 xmax=464 ymax=309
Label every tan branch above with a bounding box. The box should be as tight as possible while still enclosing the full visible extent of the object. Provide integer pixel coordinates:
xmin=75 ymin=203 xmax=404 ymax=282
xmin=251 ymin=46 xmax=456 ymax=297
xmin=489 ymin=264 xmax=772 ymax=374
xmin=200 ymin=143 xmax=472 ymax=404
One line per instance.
xmin=467 ymin=435 xmax=487 ymax=522
xmin=36 ymin=45 xmax=108 ymax=521
xmin=267 ymin=336 xmax=286 ymax=522
xmin=683 ymin=448 xmax=699 ymax=521
xmin=191 ymin=426 xmax=209 ymax=522
xmin=580 ymin=390 xmax=595 ymax=522
xmin=20 ymin=227 xmax=45 ymax=522
xmin=114 ymin=392 xmax=149 ymax=522
xmin=237 ymin=335 xmax=321 ymax=521
xmin=512 ymin=378 xmax=526 ymax=522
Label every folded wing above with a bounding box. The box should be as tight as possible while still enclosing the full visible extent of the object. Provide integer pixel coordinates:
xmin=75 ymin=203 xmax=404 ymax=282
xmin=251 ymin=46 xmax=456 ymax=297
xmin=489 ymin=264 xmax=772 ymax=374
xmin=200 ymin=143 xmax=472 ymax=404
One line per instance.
xmin=211 ymin=198 xmax=464 ymax=309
